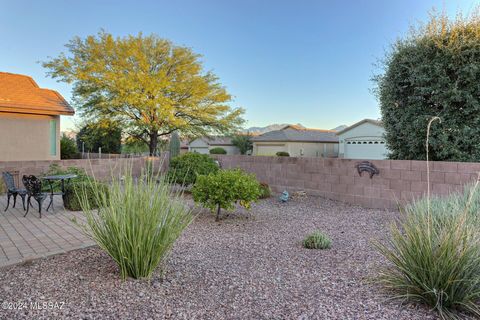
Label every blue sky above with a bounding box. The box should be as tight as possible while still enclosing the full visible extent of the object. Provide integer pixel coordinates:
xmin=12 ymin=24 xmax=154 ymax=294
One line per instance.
xmin=0 ymin=0 xmax=476 ymax=131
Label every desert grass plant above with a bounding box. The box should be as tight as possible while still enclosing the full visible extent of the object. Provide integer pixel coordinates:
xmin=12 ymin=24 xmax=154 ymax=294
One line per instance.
xmin=375 ymin=198 xmax=480 ymax=319
xmin=376 ymin=116 xmax=480 ymax=319
xmin=76 ymin=167 xmax=193 ymax=280
xmin=302 ymin=231 xmax=331 ymax=249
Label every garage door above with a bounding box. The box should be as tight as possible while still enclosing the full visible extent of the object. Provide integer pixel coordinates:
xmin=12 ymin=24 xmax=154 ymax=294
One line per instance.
xmin=256 ymin=144 xmax=286 ymax=156
xmin=344 ymin=141 xmax=387 ymax=160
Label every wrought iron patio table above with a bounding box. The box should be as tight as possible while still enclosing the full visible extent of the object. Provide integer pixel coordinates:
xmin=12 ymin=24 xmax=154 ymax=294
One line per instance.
xmin=41 ymin=174 xmax=77 ymax=211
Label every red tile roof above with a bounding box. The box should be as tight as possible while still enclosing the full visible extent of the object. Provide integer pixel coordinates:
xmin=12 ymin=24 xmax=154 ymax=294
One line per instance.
xmin=0 ymin=72 xmax=74 ymax=116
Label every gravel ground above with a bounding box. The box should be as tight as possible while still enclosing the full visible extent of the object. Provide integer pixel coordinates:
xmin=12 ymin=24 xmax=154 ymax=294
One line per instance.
xmin=0 ymin=196 xmax=437 ymax=320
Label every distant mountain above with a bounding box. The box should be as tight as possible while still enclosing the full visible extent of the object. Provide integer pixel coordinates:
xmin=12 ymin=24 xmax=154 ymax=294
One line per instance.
xmin=245 ymin=123 xmax=305 ymax=134
xmin=331 ymin=125 xmax=348 ymax=132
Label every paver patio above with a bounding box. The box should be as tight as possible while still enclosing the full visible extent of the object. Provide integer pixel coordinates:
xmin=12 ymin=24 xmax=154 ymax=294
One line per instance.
xmin=0 ymin=194 xmax=94 ymax=267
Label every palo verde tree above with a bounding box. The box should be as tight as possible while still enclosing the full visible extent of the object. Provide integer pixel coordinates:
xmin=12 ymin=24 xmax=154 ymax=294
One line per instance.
xmin=43 ymin=31 xmax=244 ymax=156
xmin=374 ymin=10 xmax=480 ymax=161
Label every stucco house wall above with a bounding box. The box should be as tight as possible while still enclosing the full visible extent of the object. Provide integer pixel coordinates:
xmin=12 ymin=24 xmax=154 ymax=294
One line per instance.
xmin=255 ymin=142 xmax=338 ymax=157
xmin=0 ymin=113 xmax=60 ymax=161
xmin=188 ymin=138 xmax=210 ymax=154
xmin=0 ymin=72 xmax=74 ymax=161
xmin=337 ymin=120 xmax=388 ymax=160
xmin=188 ymin=137 xmax=240 ymax=155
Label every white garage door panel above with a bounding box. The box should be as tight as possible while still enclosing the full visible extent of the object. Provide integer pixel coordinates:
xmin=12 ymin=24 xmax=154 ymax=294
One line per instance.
xmin=344 ymin=143 xmax=386 ymax=160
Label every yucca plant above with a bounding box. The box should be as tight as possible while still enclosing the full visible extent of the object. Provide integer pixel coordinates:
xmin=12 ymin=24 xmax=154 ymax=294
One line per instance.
xmin=76 ymin=168 xmax=193 ymax=280
xmin=376 ymin=183 xmax=480 ymax=319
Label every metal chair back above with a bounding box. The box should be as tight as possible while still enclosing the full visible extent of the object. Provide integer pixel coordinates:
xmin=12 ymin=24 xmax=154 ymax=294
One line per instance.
xmin=22 ymin=175 xmax=43 ymax=196
xmin=2 ymin=172 xmax=17 ymax=192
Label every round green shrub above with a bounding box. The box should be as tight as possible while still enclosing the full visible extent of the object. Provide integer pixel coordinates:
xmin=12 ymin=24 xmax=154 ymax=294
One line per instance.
xmin=192 ymin=168 xmax=261 ymax=221
xmin=168 ymin=153 xmax=219 ymax=185
xmin=276 ymin=151 xmax=289 ymax=157
xmin=64 ymin=181 xmax=109 ymax=211
xmin=209 ymin=147 xmax=227 ymax=154
xmin=259 ymin=182 xmax=271 ymax=199
xmin=303 ymin=231 xmax=331 ymax=249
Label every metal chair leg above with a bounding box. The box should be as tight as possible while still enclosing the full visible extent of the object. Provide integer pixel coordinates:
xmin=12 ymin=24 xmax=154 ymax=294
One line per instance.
xmin=37 ymin=198 xmax=43 ymax=218
xmin=4 ymin=193 xmax=10 ymax=212
xmin=20 ymin=194 xmax=26 ymax=210
xmin=24 ymin=196 xmax=31 ymax=217
xmin=46 ymin=195 xmax=53 ymax=212
xmin=12 ymin=193 xmax=17 ymax=208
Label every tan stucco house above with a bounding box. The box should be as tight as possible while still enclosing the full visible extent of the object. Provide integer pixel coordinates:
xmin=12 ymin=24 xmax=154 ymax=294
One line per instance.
xmin=0 ymin=72 xmax=74 ymax=161
xmin=188 ymin=136 xmax=240 ymax=155
xmin=251 ymin=125 xmax=339 ymax=157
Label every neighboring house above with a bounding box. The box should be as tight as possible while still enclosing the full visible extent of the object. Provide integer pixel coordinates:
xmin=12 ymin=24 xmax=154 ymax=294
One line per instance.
xmin=251 ymin=125 xmax=339 ymax=157
xmin=188 ymin=136 xmax=240 ymax=155
xmin=180 ymin=139 xmax=189 ymax=154
xmin=336 ymin=119 xmax=388 ymax=160
xmin=0 ymin=72 xmax=74 ymax=161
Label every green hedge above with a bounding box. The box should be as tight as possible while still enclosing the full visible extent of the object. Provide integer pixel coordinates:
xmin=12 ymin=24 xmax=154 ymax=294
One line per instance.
xmin=209 ymin=147 xmax=227 ymax=154
xmin=276 ymin=151 xmax=289 ymax=157
xmin=64 ymin=181 xmax=109 ymax=211
xmin=168 ymin=153 xmax=219 ymax=185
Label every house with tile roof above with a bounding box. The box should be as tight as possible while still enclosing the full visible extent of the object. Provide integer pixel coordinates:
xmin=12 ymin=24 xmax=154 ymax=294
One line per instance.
xmin=251 ymin=125 xmax=339 ymax=157
xmin=0 ymin=72 xmax=74 ymax=161
xmin=336 ymin=119 xmax=388 ymax=159
xmin=188 ymin=136 xmax=240 ymax=155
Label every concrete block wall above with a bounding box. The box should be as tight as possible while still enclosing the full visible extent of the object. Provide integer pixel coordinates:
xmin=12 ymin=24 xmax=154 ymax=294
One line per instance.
xmin=0 ymin=155 xmax=169 ymax=185
xmin=215 ymin=155 xmax=480 ymax=209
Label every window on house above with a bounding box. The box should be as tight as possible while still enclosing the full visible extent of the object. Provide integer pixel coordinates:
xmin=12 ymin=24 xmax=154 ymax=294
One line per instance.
xmin=49 ymin=119 xmax=57 ymax=156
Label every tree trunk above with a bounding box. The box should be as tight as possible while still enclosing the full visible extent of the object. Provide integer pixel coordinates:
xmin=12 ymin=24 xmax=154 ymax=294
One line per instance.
xmin=215 ymin=204 xmax=221 ymax=222
xmin=149 ymin=133 xmax=158 ymax=156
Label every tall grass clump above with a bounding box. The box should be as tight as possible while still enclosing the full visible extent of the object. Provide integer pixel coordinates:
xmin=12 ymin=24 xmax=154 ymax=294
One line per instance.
xmin=77 ymin=168 xmax=193 ymax=280
xmin=376 ymin=183 xmax=480 ymax=319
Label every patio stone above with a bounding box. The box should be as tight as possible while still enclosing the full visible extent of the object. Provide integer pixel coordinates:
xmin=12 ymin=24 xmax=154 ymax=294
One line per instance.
xmin=0 ymin=194 xmax=94 ymax=267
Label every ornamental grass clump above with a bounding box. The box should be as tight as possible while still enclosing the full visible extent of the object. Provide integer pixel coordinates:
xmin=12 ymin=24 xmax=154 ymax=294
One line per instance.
xmin=77 ymin=170 xmax=193 ymax=280
xmin=303 ymin=231 xmax=331 ymax=249
xmin=375 ymin=183 xmax=480 ymax=319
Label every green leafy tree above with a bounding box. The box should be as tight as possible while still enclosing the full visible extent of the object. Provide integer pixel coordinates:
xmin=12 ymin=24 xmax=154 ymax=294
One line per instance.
xmin=374 ymin=10 xmax=480 ymax=161
xmin=43 ymin=31 xmax=244 ymax=156
xmin=60 ymin=134 xmax=78 ymax=159
xmin=231 ymin=134 xmax=253 ymax=155
xmin=168 ymin=153 xmax=218 ymax=185
xmin=192 ymin=168 xmax=261 ymax=221
xmin=77 ymin=121 xmax=122 ymax=154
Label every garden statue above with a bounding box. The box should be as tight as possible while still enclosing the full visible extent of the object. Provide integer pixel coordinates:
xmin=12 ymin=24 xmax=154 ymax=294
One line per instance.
xmin=279 ymin=190 xmax=289 ymax=202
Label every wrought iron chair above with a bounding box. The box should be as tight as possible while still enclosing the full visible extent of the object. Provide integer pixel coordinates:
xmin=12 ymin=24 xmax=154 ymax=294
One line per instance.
xmin=22 ymin=175 xmax=48 ymax=218
xmin=2 ymin=172 xmax=27 ymax=212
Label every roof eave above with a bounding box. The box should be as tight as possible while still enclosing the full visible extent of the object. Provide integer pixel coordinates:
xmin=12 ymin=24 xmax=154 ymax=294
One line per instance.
xmin=0 ymin=106 xmax=75 ymax=116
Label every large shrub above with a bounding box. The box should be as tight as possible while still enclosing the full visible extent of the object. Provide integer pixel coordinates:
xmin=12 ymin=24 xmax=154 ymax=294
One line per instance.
xmin=76 ymin=121 xmax=122 ymax=154
xmin=231 ymin=134 xmax=253 ymax=155
xmin=76 ymin=172 xmax=193 ymax=280
xmin=376 ymin=184 xmax=480 ymax=319
xmin=192 ymin=168 xmax=261 ymax=221
xmin=374 ymin=12 xmax=480 ymax=161
xmin=168 ymin=153 xmax=218 ymax=185
xmin=43 ymin=164 xmax=104 ymax=210
xmin=209 ymin=147 xmax=227 ymax=154
xmin=60 ymin=134 xmax=79 ymax=159
xmin=64 ymin=181 xmax=108 ymax=211
xmin=276 ymin=151 xmax=289 ymax=157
